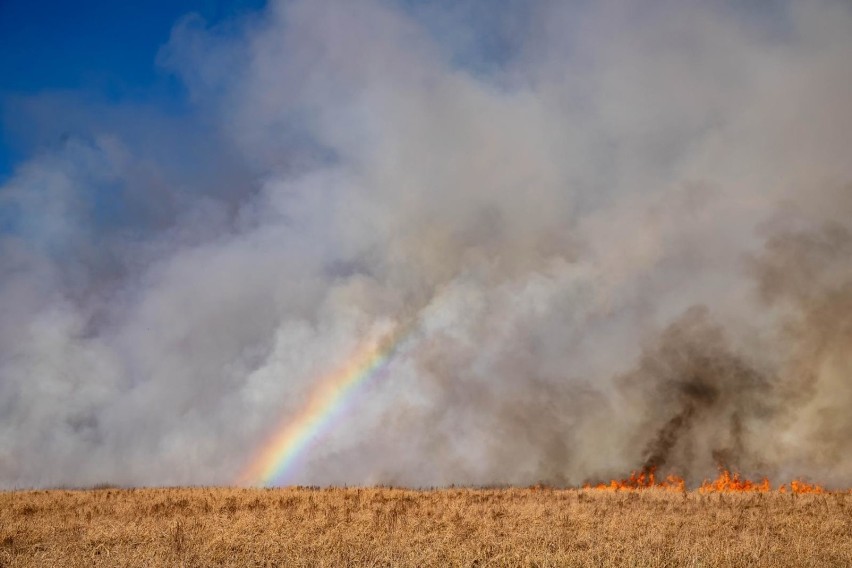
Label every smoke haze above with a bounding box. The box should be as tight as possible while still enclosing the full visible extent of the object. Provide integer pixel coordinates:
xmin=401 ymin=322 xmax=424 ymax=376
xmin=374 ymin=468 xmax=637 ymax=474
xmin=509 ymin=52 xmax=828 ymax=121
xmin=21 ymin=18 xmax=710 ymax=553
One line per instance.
xmin=1 ymin=0 xmax=852 ymax=488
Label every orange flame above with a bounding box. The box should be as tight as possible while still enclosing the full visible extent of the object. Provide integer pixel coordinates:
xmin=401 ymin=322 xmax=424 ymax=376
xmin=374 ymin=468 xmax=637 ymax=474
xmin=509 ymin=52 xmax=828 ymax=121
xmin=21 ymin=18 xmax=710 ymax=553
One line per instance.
xmin=585 ymin=468 xmax=827 ymax=494
xmin=779 ymin=479 xmax=826 ymax=495
xmin=698 ymin=469 xmax=771 ymax=493
xmin=583 ymin=467 xmax=685 ymax=492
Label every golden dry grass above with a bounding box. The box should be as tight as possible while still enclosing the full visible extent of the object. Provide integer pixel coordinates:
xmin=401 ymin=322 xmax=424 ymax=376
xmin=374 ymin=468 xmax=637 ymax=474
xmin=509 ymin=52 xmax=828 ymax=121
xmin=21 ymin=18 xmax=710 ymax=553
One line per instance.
xmin=2 ymin=486 xmax=851 ymax=567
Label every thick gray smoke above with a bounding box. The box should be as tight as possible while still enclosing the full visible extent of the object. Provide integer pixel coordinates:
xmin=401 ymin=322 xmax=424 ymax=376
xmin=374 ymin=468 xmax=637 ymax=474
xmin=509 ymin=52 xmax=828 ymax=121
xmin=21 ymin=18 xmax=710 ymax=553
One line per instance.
xmin=1 ymin=0 xmax=852 ymax=488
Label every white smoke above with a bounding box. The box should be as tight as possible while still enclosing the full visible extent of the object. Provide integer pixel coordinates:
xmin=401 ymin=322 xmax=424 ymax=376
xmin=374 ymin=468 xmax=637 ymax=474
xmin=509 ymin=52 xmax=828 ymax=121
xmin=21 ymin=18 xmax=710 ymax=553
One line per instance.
xmin=1 ymin=0 xmax=851 ymax=488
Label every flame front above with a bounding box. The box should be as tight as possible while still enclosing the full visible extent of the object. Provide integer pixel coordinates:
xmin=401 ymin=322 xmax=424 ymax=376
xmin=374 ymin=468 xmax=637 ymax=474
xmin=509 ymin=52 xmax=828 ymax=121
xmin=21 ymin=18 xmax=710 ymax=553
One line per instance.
xmin=698 ymin=469 xmax=771 ymax=493
xmin=585 ymin=468 xmax=827 ymax=494
xmin=583 ymin=467 xmax=685 ymax=492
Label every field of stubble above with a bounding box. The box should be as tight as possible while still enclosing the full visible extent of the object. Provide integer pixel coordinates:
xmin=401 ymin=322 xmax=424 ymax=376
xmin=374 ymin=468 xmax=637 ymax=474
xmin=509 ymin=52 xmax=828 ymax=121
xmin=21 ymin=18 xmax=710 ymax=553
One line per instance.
xmin=2 ymin=486 xmax=851 ymax=567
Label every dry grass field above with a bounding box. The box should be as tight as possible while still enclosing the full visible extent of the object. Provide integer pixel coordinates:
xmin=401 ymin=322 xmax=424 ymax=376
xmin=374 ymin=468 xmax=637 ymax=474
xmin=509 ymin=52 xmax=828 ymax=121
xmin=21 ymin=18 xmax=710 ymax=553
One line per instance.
xmin=2 ymin=486 xmax=851 ymax=567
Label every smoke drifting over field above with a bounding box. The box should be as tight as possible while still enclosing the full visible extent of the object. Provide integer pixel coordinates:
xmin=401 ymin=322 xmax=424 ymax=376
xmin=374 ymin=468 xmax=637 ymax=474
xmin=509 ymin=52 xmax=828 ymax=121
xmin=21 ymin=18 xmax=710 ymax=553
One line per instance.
xmin=1 ymin=0 xmax=852 ymax=488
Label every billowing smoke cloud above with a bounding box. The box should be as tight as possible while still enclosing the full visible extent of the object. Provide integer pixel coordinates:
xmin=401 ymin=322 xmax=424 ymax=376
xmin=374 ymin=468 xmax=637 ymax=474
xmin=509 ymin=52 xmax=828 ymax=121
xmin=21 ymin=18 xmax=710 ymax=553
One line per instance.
xmin=1 ymin=0 xmax=851 ymax=488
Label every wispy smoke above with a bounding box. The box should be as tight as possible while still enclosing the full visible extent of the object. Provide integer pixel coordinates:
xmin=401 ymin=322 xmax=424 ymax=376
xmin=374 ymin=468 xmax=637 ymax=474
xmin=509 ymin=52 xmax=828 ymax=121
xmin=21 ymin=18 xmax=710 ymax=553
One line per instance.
xmin=1 ymin=0 xmax=851 ymax=488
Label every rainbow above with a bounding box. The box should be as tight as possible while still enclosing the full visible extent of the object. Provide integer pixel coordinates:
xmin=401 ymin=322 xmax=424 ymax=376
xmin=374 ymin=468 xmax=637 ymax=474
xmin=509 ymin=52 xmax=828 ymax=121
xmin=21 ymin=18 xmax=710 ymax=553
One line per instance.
xmin=237 ymin=323 xmax=412 ymax=486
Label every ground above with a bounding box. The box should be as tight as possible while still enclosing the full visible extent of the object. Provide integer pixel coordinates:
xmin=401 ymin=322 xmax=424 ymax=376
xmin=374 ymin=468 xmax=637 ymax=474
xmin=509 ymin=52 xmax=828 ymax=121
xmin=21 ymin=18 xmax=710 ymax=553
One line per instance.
xmin=2 ymin=486 xmax=851 ymax=567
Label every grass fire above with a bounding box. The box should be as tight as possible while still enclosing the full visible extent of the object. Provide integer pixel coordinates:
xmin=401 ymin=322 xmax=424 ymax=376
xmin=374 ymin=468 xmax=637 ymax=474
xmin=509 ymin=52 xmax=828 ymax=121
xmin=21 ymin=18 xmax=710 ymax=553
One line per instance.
xmin=585 ymin=468 xmax=828 ymax=494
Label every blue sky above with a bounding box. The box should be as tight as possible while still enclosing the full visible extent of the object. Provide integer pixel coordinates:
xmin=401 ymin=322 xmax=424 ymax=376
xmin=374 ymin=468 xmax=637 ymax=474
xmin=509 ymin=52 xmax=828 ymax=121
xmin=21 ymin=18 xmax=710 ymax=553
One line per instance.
xmin=0 ymin=0 xmax=267 ymax=182
xmin=0 ymin=0 xmax=535 ymax=241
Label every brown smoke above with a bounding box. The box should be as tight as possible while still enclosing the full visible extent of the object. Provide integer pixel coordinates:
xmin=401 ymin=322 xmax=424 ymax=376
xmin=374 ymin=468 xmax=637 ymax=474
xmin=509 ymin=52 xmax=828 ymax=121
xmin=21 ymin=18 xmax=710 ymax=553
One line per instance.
xmin=601 ymin=194 xmax=852 ymax=486
xmin=612 ymin=307 xmax=771 ymax=484
xmin=749 ymin=209 xmax=852 ymax=484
